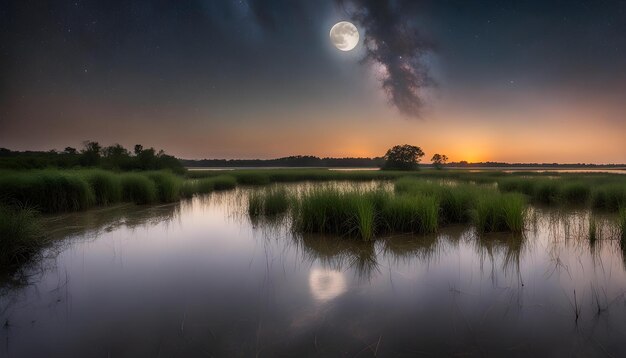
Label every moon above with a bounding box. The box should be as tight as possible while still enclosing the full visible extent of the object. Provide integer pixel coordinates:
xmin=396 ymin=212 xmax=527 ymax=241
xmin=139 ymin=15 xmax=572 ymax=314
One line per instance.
xmin=329 ymin=21 xmax=359 ymax=51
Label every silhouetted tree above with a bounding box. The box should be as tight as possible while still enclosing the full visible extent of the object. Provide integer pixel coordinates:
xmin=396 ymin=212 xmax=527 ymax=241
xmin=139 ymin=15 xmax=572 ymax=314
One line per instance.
xmin=64 ymin=147 xmax=77 ymax=155
xmin=80 ymin=141 xmax=102 ymax=166
xmin=134 ymin=144 xmax=143 ymax=155
xmin=383 ymin=144 xmax=424 ymax=170
xmin=431 ymin=153 xmax=448 ymax=169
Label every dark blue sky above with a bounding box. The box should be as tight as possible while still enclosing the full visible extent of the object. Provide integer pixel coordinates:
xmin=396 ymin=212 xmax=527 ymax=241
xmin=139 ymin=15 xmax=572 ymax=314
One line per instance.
xmin=1 ymin=0 xmax=625 ymax=162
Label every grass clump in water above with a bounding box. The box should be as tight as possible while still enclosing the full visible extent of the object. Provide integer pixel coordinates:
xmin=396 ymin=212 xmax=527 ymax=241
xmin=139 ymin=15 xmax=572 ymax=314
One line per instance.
xmin=472 ymin=192 xmax=526 ymax=233
xmin=379 ymin=194 xmax=438 ymax=234
xmin=0 ymin=206 xmax=45 ymax=267
xmin=248 ymin=187 xmax=291 ymax=217
xmin=120 ymin=173 xmax=158 ymax=204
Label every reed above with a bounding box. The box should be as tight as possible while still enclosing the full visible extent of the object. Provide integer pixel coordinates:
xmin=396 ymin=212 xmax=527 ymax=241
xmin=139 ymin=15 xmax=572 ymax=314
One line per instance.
xmin=210 ymin=175 xmax=237 ymax=190
xmin=0 ymin=206 xmax=45 ymax=267
xmin=120 ymin=173 xmax=158 ymax=204
xmin=618 ymin=208 xmax=626 ymax=247
xmin=145 ymin=171 xmax=182 ymax=202
xmin=81 ymin=169 xmax=122 ymax=205
xmin=248 ymin=187 xmax=291 ymax=217
xmin=588 ymin=215 xmax=597 ymax=244
xmin=472 ymin=192 xmax=526 ymax=233
xmin=379 ymin=194 xmax=439 ymax=234
xmin=0 ymin=170 xmax=95 ymax=212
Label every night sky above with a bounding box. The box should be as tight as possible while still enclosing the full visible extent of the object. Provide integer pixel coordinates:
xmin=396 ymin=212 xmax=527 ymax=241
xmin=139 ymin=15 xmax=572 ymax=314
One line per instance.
xmin=1 ymin=0 xmax=625 ymax=162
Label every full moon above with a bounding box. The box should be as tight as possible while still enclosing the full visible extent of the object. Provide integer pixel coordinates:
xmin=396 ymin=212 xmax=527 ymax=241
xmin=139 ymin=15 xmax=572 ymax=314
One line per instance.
xmin=329 ymin=21 xmax=359 ymax=51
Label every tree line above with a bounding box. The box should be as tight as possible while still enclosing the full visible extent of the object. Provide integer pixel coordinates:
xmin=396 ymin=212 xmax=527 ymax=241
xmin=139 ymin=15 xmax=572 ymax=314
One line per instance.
xmin=0 ymin=141 xmax=185 ymax=173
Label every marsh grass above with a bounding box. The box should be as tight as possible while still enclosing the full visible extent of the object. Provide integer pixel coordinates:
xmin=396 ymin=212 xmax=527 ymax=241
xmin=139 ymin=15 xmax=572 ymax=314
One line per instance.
xmin=145 ymin=171 xmax=182 ymax=202
xmin=248 ymin=187 xmax=291 ymax=217
xmin=0 ymin=170 xmax=95 ymax=212
xmin=379 ymin=194 xmax=438 ymax=234
xmin=561 ymin=182 xmax=591 ymax=204
xmin=289 ymin=180 xmax=527 ymax=240
xmin=618 ymin=208 xmax=626 ymax=246
xmin=588 ymin=215 xmax=598 ymax=244
xmin=0 ymin=206 xmax=45 ymax=267
xmin=592 ymin=184 xmax=626 ymax=211
xmin=210 ymin=175 xmax=237 ymax=190
xmin=120 ymin=173 xmax=158 ymax=204
xmin=472 ymin=192 xmax=526 ymax=233
xmin=82 ymin=169 xmax=122 ymax=205
xmin=236 ymin=172 xmax=271 ymax=185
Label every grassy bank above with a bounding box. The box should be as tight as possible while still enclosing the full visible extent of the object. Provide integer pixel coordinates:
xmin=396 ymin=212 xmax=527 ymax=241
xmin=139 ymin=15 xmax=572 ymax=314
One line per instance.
xmin=0 ymin=169 xmax=241 ymax=213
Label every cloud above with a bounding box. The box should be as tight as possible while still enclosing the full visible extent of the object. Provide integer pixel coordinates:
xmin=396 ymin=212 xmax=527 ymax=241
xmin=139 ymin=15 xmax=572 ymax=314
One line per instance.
xmin=336 ymin=0 xmax=435 ymax=118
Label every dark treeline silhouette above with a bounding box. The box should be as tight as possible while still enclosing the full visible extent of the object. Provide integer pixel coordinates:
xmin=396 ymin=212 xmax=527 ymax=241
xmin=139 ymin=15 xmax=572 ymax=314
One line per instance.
xmin=181 ymin=155 xmax=386 ymax=168
xmin=0 ymin=142 xmax=185 ymax=173
xmin=182 ymin=156 xmax=625 ymax=169
xmin=446 ymin=161 xmax=626 ymax=168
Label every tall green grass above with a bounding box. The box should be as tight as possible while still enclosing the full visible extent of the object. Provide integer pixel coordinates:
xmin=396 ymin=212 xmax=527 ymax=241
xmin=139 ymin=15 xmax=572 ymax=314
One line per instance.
xmin=0 ymin=206 xmax=44 ymax=267
xmin=248 ymin=187 xmax=291 ymax=217
xmin=472 ymin=192 xmax=526 ymax=233
xmin=0 ymin=170 xmax=95 ymax=212
xmin=383 ymin=194 xmax=438 ymax=234
xmin=211 ymin=175 xmax=237 ymax=190
xmin=81 ymin=169 xmax=122 ymax=205
xmin=145 ymin=171 xmax=182 ymax=202
xmin=120 ymin=173 xmax=158 ymax=204
xmin=591 ymin=185 xmax=626 ymax=211
xmin=289 ymin=181 xmax=527 ymax=240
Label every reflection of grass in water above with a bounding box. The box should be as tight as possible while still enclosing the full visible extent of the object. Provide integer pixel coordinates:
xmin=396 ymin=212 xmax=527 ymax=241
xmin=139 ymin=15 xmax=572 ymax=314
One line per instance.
xmin=474 ymin=232 xmax=526 ymax=279
xmin=294 ymin=233 xmax=379 ymax=280
xmin=588 ymin=215 xmax=597 ymax=244
xmin=619 ymin=208 xmax=626 ymax=250
xmin=381 ymin=233 xmax=440 ymax=262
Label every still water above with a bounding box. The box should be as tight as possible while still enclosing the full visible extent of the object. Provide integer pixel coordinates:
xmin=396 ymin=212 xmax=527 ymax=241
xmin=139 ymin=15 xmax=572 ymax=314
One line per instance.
xmin=1 ymin=182 xmax=626 ymax=357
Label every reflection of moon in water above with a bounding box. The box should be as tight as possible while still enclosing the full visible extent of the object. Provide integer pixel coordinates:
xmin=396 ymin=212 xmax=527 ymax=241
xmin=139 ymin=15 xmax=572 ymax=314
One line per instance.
xmin=329 ymin=21 xmax=359 ymax=51
xmin=308 ymin=268 xmax=347 ymax=302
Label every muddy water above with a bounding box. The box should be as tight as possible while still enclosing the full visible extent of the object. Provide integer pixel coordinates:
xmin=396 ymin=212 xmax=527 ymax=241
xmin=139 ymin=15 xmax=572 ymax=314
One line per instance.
xmin=1 ymin=182 xmax=625 ymax=357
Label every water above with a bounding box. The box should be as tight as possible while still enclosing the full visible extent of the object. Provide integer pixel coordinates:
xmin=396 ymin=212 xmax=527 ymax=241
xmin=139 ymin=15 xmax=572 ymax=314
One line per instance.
xmin=1 ymin=183 xmax=625 ymax=357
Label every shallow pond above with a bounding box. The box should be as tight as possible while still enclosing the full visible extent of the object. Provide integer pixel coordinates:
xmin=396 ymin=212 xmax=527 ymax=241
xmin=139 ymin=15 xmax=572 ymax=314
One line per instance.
xmin=1 ymin=182 xmax=625 ymax=357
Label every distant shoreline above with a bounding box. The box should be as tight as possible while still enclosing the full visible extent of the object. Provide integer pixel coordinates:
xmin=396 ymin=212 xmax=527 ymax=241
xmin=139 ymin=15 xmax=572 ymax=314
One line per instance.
xmin=187 ymin=166 xmax=626 ymax=173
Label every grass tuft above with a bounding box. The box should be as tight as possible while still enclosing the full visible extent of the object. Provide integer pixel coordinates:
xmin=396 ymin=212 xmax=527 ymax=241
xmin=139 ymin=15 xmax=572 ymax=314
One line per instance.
xmin=0 ymin=206 xmax=45 ymax=267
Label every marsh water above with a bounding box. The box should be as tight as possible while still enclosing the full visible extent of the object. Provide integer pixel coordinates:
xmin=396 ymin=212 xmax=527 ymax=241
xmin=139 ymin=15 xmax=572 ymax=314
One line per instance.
xmin=2 ymin=182 xmax=626 ymax=357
